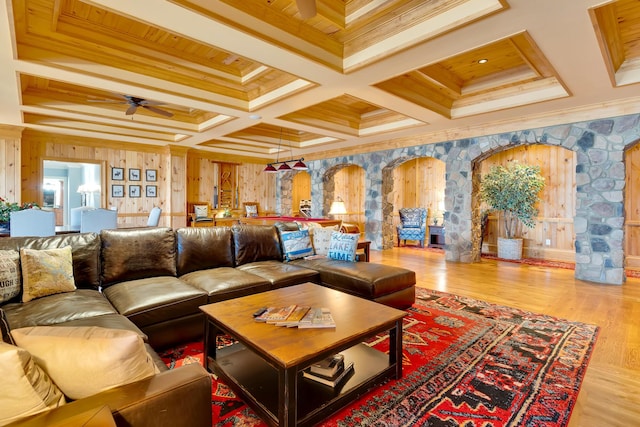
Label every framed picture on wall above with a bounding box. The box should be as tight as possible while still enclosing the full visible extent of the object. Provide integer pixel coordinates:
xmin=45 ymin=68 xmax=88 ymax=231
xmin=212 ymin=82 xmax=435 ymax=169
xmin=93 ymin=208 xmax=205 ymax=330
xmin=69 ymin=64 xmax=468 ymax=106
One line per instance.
xmin=112 ymin=184 xmax=124 ymax=198
xmin=129 ymin=185 xmax=141 ymax=198
xmin=146 ymin=185 xmax=157 ymax=198
xmin=129 ymin=168 xmax=141 ymax=181
xmin=146 ymin=169 xmax=157 ymax=182
xmin=112 ymin=167 xmax=124 ymax=181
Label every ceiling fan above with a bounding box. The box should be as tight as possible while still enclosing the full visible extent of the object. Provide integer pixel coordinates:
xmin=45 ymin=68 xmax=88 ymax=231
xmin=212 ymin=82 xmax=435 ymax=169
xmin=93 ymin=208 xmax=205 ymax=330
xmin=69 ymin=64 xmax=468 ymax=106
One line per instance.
xmin=89 ymin=94 xmax=174 ymax=118
xmin=296 ymin=0 xmax=317 ymax=19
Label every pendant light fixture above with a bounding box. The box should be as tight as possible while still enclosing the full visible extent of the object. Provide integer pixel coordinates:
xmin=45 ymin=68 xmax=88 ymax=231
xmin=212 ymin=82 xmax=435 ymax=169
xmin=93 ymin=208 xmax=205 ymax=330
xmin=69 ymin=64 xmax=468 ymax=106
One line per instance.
xmin=263 ymin=127 xmax=308 ymax=173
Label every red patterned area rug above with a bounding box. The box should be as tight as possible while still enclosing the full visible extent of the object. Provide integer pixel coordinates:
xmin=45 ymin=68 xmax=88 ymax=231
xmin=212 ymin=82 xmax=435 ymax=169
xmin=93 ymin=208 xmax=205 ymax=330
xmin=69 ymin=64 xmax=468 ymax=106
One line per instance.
xmin=160 ymin=288 xmax=598 ymax=427
xmin=480 ymin=254 xmax=575 ymax=270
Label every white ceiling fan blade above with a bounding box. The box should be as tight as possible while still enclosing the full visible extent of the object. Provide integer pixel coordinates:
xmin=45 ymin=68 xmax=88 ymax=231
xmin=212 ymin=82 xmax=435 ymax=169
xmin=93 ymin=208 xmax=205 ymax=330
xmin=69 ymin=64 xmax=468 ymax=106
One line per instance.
xmin=125 ymin=105 xmax=138 ymax=115
xmin=296 ymin=0 xmax=316 ymax=19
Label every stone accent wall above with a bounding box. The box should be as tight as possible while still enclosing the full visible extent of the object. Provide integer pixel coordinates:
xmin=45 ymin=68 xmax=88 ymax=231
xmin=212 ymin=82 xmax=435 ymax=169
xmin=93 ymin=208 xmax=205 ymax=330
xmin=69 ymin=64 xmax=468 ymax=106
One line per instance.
xmin=304 ymin=113 xmax=640 ymax=285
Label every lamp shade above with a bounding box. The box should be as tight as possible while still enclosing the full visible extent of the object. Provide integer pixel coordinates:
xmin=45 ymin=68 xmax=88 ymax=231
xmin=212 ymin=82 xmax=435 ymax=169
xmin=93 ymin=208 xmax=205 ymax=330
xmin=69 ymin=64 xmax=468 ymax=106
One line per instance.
xmin=328 ymin=200 xmax=347 ymax=215
xmin=278 ymin=162 xmax=292 ymax=171
xmin=263 ymin=164 xmax=278 ymax=173
xmin=292 ymin=160 xmax=308 ymax=170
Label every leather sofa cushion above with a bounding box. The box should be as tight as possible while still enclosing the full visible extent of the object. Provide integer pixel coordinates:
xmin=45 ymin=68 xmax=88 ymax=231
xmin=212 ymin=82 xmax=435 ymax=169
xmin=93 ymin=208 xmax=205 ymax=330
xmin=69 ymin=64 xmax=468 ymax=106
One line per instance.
xmin=236 ymin=260 xmax=320 ymax=289
xmin=53 ymin=313 xmax=148 ymax=342
xmin=292 ymin=258 xmax=415 ymax=299
xmin=176 ymin=227 xmax=234 ymax=276
xmin=0 ymin=233 xmax=101 ymax=290
xmin=102 ymin=276 xmax=207 ymax=328
xmin=180 ymin=267 xmax=271 ymax=303
xmin=11 ymin=326 xmax=158 ymax=401
xmin=232 ymin=225 xmax=282 ymax=266
xmin=7 ymin=363 xmax=212 ymax=427
xmin=101 ymin=228 xmax=177 ymax=287
xmin=2 ymin=289 xmax=117 ymax=330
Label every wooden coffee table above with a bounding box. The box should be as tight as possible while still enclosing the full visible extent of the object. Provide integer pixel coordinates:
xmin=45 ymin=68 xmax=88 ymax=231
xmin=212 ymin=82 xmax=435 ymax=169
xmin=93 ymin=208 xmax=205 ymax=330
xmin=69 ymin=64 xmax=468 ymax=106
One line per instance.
xmin=200 ymin=282 xmax=406 ymax=427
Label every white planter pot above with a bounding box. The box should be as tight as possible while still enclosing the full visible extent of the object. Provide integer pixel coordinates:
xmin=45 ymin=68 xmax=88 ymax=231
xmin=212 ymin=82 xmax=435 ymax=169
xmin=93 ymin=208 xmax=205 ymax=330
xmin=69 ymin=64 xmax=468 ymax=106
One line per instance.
xmin=497 ymin=237 xmax=523 ymax=260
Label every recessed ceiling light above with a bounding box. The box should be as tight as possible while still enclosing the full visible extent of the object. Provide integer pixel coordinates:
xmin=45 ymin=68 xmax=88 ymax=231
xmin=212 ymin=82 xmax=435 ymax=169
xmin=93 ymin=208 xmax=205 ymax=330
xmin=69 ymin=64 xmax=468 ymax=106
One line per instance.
xmin=248 ymin=114 xmax=262 ymax=120
xmin=478 ymin=59 xmax=489 ymax=64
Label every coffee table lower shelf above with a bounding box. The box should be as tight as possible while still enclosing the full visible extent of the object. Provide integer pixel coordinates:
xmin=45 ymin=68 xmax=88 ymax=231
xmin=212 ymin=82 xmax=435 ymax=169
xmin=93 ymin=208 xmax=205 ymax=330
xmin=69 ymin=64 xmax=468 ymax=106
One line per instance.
xmin=208 ymin=342 xmax=392 ymax=426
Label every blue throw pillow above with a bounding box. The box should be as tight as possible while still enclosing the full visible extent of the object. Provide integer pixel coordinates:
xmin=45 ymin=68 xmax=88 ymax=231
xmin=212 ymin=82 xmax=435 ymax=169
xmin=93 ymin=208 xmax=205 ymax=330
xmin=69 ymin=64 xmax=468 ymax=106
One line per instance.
xmin=400 ymin=210 xmax=422 ymax=228
xmin=327 ymin=232 xmax=359 ymax=262
xmin=280 ymin=229 xmax=314 ymax=261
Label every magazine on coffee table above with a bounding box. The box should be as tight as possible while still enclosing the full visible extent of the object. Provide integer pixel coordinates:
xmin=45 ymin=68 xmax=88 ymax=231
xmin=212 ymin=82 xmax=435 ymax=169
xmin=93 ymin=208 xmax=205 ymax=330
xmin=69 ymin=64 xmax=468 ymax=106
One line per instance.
xmin=254 ymin=305 xmax=297 ymax=323
xmin=255 ymin=305 xmax=336 ymax=328
xmin=297 ymin=307 xmax=336 ymax=328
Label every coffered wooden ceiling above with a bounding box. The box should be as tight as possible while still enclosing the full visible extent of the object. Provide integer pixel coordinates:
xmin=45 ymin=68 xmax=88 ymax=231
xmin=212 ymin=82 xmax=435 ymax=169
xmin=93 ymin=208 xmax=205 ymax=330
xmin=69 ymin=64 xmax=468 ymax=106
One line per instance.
xmin=1 ymin=0 xmax=640 ymax=161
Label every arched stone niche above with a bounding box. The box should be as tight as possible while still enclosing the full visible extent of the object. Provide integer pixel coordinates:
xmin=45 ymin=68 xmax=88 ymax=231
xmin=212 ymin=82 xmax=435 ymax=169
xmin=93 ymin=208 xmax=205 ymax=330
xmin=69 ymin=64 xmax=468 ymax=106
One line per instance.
xmin=302 ymin=113 xmax=640 ymax=284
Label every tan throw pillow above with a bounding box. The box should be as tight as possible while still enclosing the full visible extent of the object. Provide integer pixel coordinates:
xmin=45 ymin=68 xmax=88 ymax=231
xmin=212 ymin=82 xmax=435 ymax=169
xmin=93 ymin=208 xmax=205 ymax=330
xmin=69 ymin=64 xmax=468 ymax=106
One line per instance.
xmin=20 ymin=246 xmax=76 ymax=303
xmin=194 ymin=205 xmax=208 ymax=219
xmin=11 ymin=326 xmax=158 ymax=400
xmin=0 ymin=250 xmax=21 ymax=303
xmin=312 ymin=226 xmax=335 ymax=256
xmin=0 ymin=341 xmax=66 ymax=426
xmin=299 ymin=222 xmax=322 ymax=236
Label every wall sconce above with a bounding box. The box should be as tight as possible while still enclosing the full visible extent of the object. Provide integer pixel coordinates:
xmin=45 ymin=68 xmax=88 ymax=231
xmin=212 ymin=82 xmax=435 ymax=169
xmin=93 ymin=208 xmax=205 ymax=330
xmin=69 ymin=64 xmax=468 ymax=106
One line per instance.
xmin=328 ymin=197 xmax=347 ymax=215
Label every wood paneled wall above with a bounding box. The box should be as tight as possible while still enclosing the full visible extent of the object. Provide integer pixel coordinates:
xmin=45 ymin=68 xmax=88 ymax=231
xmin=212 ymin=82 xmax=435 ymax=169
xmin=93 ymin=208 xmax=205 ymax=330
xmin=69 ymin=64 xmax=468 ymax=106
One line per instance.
xmin=186 ymin=154 xmax=221 ymax=205
xmin=0 ymin=126 xmax=22 ymax=204
xmin=625 ymin=144 xmax=640 ymax=270
xmin=20 ymin=131 xmax=172 ymax=228
xmin=334 ymin=165 xmax=365 ymax=230
xmin=392 ymin=158 xmax=446 ymax=227
xmin=168 ymin=146 xmax=188 ymax=228
xmin=479 ymin=145 xmax=576 ymax=261
xmin=186 ymin=150 xmax=277 ymax=217
xmin=292 ymin=172 xmax=311 ymax=216
xmin=238 ymin=163 xmax=277 ymax=214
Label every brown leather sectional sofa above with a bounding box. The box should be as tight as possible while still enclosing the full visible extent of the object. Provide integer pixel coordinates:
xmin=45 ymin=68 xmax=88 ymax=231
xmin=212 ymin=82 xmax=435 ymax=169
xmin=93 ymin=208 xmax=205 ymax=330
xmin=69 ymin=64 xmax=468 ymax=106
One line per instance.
xmin=0 ymin=224 xmax=415 ymax=426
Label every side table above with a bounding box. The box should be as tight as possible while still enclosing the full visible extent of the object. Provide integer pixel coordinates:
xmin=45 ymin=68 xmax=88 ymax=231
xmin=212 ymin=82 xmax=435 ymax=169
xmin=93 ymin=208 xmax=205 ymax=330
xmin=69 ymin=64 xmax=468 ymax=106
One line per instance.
xmin=428 ymin=225 xmax=445 ymax=249
xmin=356 ymin=240 xmax=371 ymax=262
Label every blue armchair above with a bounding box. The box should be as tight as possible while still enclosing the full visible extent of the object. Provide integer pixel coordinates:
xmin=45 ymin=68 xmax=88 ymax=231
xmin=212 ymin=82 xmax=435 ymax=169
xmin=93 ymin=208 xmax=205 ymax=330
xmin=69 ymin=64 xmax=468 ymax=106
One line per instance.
xmin=396 ymin=208 xmax=427 ymax=247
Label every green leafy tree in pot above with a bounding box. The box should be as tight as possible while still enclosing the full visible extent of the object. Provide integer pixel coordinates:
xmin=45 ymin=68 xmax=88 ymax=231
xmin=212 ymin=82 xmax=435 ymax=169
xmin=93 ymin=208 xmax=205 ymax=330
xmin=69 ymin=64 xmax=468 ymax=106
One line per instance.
xmin=479 ymin=162 xmax=545 ymax=239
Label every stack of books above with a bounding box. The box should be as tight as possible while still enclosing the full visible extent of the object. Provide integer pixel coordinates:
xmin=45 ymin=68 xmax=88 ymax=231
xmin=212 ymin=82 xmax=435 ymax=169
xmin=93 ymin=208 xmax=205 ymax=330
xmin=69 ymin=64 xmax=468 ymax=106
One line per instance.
xmin=254 ymin=305 xmax=336 ymax=328
xmin=302 ymin=353 xmax=354 ymax=387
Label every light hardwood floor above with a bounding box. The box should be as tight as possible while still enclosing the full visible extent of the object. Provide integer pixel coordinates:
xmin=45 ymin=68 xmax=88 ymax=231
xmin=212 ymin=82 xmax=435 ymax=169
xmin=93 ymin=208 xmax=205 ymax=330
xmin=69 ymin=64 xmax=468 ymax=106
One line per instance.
xmin=371 ymin=247 xmax=640 ymax=427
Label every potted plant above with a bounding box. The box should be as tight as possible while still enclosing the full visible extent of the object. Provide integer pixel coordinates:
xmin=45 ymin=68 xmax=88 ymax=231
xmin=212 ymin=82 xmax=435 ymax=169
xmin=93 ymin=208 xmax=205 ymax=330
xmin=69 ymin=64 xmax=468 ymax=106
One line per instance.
xmin=479 ymin=162 xmax=545 ymax=260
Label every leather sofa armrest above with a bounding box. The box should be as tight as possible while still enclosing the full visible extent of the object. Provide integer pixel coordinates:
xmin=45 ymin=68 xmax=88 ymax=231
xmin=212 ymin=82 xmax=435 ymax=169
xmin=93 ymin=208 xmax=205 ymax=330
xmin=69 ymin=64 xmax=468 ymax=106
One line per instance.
xmin=7 ymin=364 xmax=212 ymax=427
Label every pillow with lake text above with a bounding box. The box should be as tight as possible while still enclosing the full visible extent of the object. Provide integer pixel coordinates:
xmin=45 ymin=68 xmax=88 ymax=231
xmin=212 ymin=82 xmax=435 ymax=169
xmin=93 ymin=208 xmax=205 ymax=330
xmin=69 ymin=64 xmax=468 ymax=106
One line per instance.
xmin=327 ymin=232 xmax=359 ymax=262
